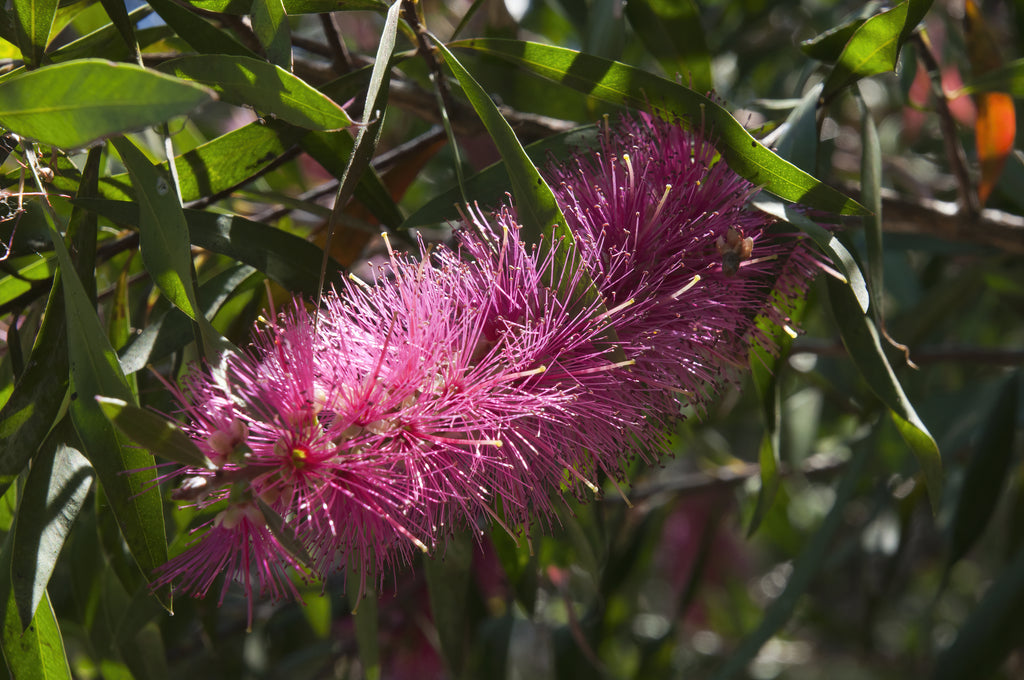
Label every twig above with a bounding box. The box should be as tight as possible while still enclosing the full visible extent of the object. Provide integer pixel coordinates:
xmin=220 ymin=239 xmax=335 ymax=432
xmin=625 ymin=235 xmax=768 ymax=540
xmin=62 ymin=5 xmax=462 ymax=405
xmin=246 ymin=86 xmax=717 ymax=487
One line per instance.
xmin=912 ymin=31 xmax=980 ymax=219
xmin=318 ymin=12 xmax=353 ymax=73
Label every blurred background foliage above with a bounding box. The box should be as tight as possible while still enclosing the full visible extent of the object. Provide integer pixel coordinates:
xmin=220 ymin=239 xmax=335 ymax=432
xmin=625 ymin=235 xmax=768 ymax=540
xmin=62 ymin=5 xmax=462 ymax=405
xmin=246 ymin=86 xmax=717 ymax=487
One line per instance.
xmin=0 ymin=0 xmax=1022 ymax=678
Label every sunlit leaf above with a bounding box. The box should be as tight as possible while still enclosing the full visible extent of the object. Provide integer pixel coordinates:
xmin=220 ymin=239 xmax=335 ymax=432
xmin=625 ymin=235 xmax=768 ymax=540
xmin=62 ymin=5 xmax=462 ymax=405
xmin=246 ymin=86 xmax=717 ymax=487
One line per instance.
xmin=0 ymin=60 xmax=215 ymax=148
xmin=11 ymin=428 xmax=93 ymax=628
xmin=821 ymin=1 xmax=909 ymax=102
xmin=97 ymin=397 xmax=212 ymax=470
xmin=10 ymin=0 xmax=57 ymax=67
xmin=251 ymin=0 xmax=291 ymax=69
xmin=451 ymin=39 xmax=867 ymax=216
xmin=159 ymin=55 xmax=351 ymax=131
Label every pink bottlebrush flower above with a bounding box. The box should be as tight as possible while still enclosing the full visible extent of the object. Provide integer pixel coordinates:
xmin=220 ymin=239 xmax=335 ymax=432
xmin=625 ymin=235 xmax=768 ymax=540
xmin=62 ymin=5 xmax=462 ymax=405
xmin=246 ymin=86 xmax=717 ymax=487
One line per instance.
xmin=152 ymin=112 xmax=823 ymax=617
xmin=152 ymin=501 xmax=304 ymax=629
xmin=544 ymin=114 xmax=820 ymax=413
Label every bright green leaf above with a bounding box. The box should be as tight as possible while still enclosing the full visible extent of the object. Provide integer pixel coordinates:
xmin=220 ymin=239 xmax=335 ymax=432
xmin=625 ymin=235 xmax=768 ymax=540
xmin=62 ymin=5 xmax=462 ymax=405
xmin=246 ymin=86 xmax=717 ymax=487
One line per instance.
xmin=10 ymin=0 xmax=57 ymax=67
xmin=0 ymin=60 xmax=215 ymax=148
xmin=11 ymin=429 xmax=93 ymax=628
xmin=97 ymin=397 xmax=211 ymax=470
xmin=159 ymin=55 xmax=351 ymax=131
xmin=821 ymin=2 xmax=910 ymax=102
xmin=450 ymin=38 xmax=868 ymax=216
xmin=251 ymin=0 xmax=291 ymax=70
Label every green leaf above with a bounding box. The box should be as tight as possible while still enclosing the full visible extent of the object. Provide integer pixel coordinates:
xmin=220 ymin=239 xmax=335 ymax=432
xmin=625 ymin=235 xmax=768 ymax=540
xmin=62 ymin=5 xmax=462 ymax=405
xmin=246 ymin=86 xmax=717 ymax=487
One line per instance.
xmin=436 ymin=40 xmax=570 ymax=241
xmin=96 ymin=397 xmax=211 ymax=470
xmin=750 ymin=197 xmax=870 ymax=313
xmin=0 ymin=587 xmax=72 ymax=679
xmin=423 ymin=535 xmax=473 ymax=677
xmin=958 ymin=57 xmax=1024 ymax=96
xmin=118 ymin=265 xmax=258 ymax=375
xmin=946 ymin=372 xmax=1019 ymax=568
xmin=10 ymin=0 xmax=58 ymax=67
xmin=821 ymin=2 xmax=910 ymax=102
xmin=713 ymin=436 xmax=872 ymax=680
xmin=189 ymin=0 xmax=388 ymax=13
xmin=799 ymin=2 xmax=885 ymax=62
xmin=71 ymin=199 xmax=345 ymax=297
xmin=933 ymin=536 xmax=1024 ymax=680
xmin=352 ymin=575 xmax=381 ymax=680
xmin=450 ymin=38 xmax=868 ymax=216
xmin=624 ymin=0 xmax=711 ymax=92
xmin=49 ymin=7 xmax=163 ymax=64
xmin=858 ymin=91 xmax=885 ymax=318
xmin=145 ymin=0 xmax=257 ymax=58
xmin=254 ymin=499 xmax=315 ymax=571
xmin=27 ymin=148 xmax=170 ymax=610
xmin=401 ymin=125 xmax=600 ymax=229
xmin=0 ymin=60 xmax=215 ymax=149
xmin=159 ymin=55 xmax=350 ymax=131
xmin=98 ymin=0 xmax=141 ymax=64
xmin=251 ymin=0 xmax=291 ymax=70
xmin=825 ymin=273 xmax=942 ymax=513
xmin=11 ymin=427 xmax=93 ymax=628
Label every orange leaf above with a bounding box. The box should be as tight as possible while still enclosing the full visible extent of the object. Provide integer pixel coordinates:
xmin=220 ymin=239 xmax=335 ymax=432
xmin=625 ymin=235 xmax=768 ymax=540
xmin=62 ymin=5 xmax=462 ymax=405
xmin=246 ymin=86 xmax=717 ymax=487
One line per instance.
xmin=975 ymin=92 xmax=1016 ymax=205
xmin=964 ymin=0 xmax=1016 ymax=206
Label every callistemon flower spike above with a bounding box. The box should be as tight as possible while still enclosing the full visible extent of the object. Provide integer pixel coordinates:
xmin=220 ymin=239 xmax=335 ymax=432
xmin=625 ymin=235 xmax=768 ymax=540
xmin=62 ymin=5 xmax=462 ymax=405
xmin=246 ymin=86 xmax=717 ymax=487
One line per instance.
xmin=543 ymin=113 xmax=820 ymax=414
xmin=150 ymin=112 xmax=822 ymax=618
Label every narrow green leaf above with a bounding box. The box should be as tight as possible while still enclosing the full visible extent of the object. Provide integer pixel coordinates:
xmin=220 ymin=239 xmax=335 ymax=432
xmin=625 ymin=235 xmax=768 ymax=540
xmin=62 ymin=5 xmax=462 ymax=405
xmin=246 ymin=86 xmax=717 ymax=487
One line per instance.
xmin=145 ymin=0 xmax=258 ymax=58
xmin=435 ymin=40 xmax=567 ymax=241
xmin=352 ymin=572 xmax=381 ymax=680
xmin=825 ymin=274 xmax=942 ymax=513
xmin=317 ymin=0 xmax=399 ymax=295
xmin=159 ymin=55 xmax=350 ymax=131
xmin=27 ymin=148 xmax=170 ymax=610
xmin=799 ymin=2 xmax=888 ymax=62
xmin=933 ymin=537 xmax=1024 ymax=680
xmin=401 ymin=125 xmax=600 ymax=229
xmin=624 ymin=0 xmax=711 ymax=92
xmin=0 ymin=60 xmax=215 ymax=149
xmin=98 ymin=0 xmax=141 ymax=63
xmin=713 ymin=437 xmax=872 ymax=680
xmin=10 ymin=0 xmax=58 ymax=67
xmin=423 ymin=535 xmax=473 ymax=677
xmin=190 ymin=0 xmax=388 ymax=13
xmin=71 ymin=198 xmax=345 ymax=296
xmin=451 ymin=38 xmax=868 ymax=216
xmin=773 ymin=84 xmax=822 ymax=175
xmin=0 ymin=148 xmax=103 ymax=491
xmin=958 ymin=57 xmax=1024 ymax=96
xmin=118 ymin=265 xmax=258 ymax=375
xmin=947 ymin=372 xmax=1019 ymax=568
xmin=858 ymin=92 xmax=885 ymax=318
xmin=750 ymin=197 xmax=870 ymax=313
xmin=110 ymin=136 xmax=229 ymax=361
xmin=0 ymin=586 xmax=72 ymax=680
xmin=821 ymin=2 xmax=910 ymax=102
xmin=49 ymin=8 xmax=163 ymax=64
xmin=251 ymin=0 xmax=291 ymax=70
xmin=96 ymin=397 xmax=211 ymax=470
xmin=254 ymin=498 xmax=314 ymax=571
xmin=11 ymin=428 xmax=93 ymax=628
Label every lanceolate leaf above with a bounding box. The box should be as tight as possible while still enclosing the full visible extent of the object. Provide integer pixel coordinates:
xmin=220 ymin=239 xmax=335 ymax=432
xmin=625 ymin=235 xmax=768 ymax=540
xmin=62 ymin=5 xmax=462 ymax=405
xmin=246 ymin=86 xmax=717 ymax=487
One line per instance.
xmin=825 ymin=274 xmax=942 ymax=513
xmin=71 ymin=198 xmax=345 ymax=296
xmin=821 ymin=1 xmax=910 ymax=102
xmin=947 ymin=373 xmax=1019 ymax=569
xmin=10 ymin=0 xmax=58 ymax=67
xmin=189 ymin=0 xmax=388 ymax=13
xmin=251 ymin=0 xmax=291 ymax=70
xmin=145 ymin=0 xmax=258 ymax=58
xmin=450 ymin=38 xmax=867 ymax=216
xmin=27 ymin=148 xmax=170 ymax=609
xmin=0 ymin=60 xmax=215 ymax=148
xmin=11 ymin=429 xmax=93 ymax=628
xmin=624 ymin=0 xmax=711 ymax=92
xmin=423 ymin=535 xmax=473 ymax=677
xmin=159 ymin=55 xmax=351 ymax=131
xmin=96 ymin=397 xmax=211 ymax=470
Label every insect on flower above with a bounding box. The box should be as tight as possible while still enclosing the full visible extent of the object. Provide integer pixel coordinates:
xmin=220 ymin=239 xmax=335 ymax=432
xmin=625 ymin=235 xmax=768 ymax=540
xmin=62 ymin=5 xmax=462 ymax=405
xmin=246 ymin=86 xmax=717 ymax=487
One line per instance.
xmin=716 ymin=226 xmax=754 ymax=276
